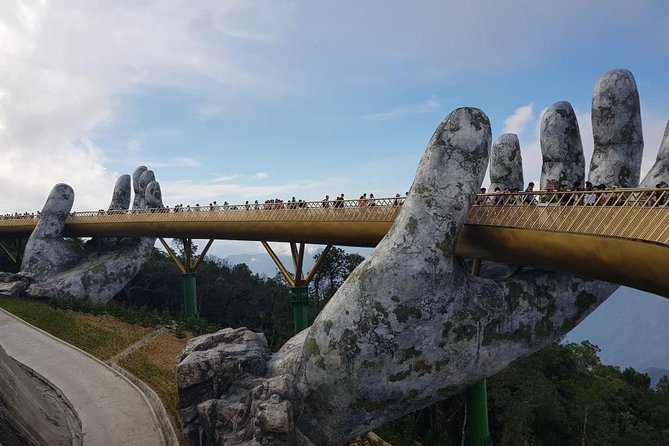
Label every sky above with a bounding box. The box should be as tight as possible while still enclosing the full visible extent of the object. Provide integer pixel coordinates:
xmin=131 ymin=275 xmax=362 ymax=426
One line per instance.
xmin=2 ymin=0 xmax=669 ymax=258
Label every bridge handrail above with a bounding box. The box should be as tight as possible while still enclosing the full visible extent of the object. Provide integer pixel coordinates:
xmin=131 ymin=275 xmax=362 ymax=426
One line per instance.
xmin=474 ymin=187 xmax=669 ymax=208
xmin=0 ymin=197 xmax=407 ymax=223
xmin=467 ymin=187 xmax=669 ymax=245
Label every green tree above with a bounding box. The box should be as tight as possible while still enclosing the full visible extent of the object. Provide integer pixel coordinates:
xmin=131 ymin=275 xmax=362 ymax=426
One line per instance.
xmin=308 ymin=247 xmax=364 ymax=313
xmin=169 ymin=238 xmax=198 ymax=259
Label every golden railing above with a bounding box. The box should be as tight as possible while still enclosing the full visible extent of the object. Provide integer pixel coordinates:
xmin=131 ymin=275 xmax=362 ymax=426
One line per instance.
xmin=466 ymin=188 xmax=669 ymax=245
xmin=4 ymin=189 xmax=669 ymax=295
xmin=0 ymin=197 xmax=405 ymax=246
xmin=455 ymin=187 xmax=669 ymax=297
xmin=0 ymin=197 xmax=403 ymax=223
xmin=3 ymin=189 xmax=669 ymax=244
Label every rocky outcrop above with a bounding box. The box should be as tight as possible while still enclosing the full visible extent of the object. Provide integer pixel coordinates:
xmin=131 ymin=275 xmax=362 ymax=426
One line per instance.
xmin=177 ymin=328 xmax=311 ymax=446
xmin=176 ymin=69 xmax=669 ymax=446
xmin=489 ymin=133 xmax=524 ymax=191
xmin=540 ymin=101 xmax=585 ymax=189
xmin=18 ymin=166 xmax=162 ymax=303
xmin=589 ymin=69 xmax=643 ymax=188
xmin=0 ymin=272 xmax=32 ymax=296
xmin=0 ymin=344 xmax=82 ymax=445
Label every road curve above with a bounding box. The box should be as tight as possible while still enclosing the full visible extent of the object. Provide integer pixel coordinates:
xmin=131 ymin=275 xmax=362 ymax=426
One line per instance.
xmin=0 ymin=309 xmax=165 ymax=446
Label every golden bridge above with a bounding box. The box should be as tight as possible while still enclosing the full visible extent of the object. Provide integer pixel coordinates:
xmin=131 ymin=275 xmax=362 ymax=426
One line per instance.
xmin=1 ymin=188 xmax=668 ymax=298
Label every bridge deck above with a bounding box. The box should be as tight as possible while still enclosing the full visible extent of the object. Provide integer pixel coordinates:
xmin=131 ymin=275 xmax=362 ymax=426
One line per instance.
xmin=1 ymin=189 xmax=668 ymax=296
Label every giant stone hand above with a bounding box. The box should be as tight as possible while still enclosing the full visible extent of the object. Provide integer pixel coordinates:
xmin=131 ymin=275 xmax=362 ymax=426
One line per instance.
xmin=20 ymin=166 xmax=163 ymax=302
xmin=176 ymin=69 xmax=669 ymax=446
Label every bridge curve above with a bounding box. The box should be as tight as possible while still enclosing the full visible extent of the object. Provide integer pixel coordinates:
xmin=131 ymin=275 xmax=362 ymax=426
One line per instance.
xmin=1 ymin=189 xmax=668 ymax=298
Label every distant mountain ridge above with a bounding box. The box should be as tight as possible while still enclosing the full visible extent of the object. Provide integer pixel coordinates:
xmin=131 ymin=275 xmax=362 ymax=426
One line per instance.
xmin=644 ymin=367 xmax=669 ymax=387
xmin=565 ymin=287 xmax=669 ymax=372
xmin=225 ymin=253 xmax=315 ymax=278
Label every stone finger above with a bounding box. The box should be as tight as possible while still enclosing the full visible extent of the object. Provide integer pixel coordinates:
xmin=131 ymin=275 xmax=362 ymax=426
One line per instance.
xmin=589 ymin=69 xmax=643 ymax=188
xmin=489 ymin=133 xmax=523 ymax=191
xmin=640 ymin=119 xmax=669 ymax=187
xmin=135 ymin=170 xmax=157 ymax=210
xmin=540 ymin=101 xmax=585 ymax=190
xmin=144 ymin=181 xmax=163 ymax=208
xmin=108 ymin=175 xmax=131 ymax=211
xmin=131 ymin=166 xmax=148 ymax=209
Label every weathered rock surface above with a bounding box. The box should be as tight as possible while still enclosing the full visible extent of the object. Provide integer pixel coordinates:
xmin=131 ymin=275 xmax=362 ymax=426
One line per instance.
xmin=589 ymin=69 xmax=643 ymax=187
xmin=489 ymin=133 xmax=523 ymax=191
xmin=176 ymin=69 xmax=669 ymax=446
xmin=641 ymin=119 xmax=669 ymax=187
xmin=0 ymin=272 xmax=32 ymax=296
xmin=175 ymin=107 xmax=612 ymax=445
xmin=0 ymin=344 xmax=82 ymax=445
xmin=20 ymin=166 xmax=162 ymax=303
xmin=177 ymin=328 xmax=311 ymax=445
xmin=540 ymin=101 xmax=585 ymax=189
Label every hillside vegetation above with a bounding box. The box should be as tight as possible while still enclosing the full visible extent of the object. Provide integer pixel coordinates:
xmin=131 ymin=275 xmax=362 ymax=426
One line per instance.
xmin=1 ymin=246 xmax=669 ymax=444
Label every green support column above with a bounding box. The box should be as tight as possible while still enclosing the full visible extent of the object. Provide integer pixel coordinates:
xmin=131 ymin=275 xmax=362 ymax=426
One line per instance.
xmin=261 ymin=242 xmax=333 ymax=334
xmin=290 ymin=286 xmax=310 ymax=333
xmin=465 ymin=380 xmax=492 ymax=446
xmin=465 ymin=258 xmax=492 ymax=446
xmin=159 ymin=238 xmax=215 ymax=318
xmin=181 ymin=273 xmax=198 ymax=318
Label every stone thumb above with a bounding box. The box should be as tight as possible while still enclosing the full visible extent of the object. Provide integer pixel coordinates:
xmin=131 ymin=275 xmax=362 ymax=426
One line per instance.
xmin=21 ymin=183 xmax=75 ymax=277
xmin=33 ymin=183 xmax=74 ymax=238
xmin=385 ymin=107 xmax=491 ymax=256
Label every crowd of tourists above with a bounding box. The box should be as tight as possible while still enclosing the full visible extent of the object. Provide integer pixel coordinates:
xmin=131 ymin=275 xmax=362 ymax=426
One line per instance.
xmin=476 ymin=180 xmax=669 ymax=207
xmin=159 ymin=192 xmax=407 ymax=213
xmin=0 ymin=192 xmax=410 ymax=220
xmin=4 ymin=180 xmax=669 ymax=220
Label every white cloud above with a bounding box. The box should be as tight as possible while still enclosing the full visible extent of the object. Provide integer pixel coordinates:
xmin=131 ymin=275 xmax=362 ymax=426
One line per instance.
xmin=0 ymin=0 xmax=295 ymax=214
xmin=260 ymin=241 xmax=323 ymax=257
xmin=160 ymin=178 xmax=324 ymax=206
xmin=364 ymin=99 xmax=440 ymax=122
xmin=127 ymin=136 xmax=142 ymax=152
xmin=210 ymin=175 xmax=242 ymax=183
xmin=254 ymin=172 xmax=268 ymax=179
xmin=194 ymin=104 xmax=224 ymax=121
xmin=503 ymin=103 xmax=534 ymax=135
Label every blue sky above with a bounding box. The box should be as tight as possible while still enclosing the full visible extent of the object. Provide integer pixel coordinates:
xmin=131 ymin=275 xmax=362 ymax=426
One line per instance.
xmin=1 ymin=0 xmax=669 ymax=257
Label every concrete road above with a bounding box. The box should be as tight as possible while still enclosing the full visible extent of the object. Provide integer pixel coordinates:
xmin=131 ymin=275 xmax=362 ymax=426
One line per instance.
xmin=0 ymin=309 xmax=165 ymax=446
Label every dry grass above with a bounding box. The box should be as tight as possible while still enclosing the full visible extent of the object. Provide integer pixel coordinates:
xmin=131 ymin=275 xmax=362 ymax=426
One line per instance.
xmin=0 ymin=297 xmax=391 ymax=445
xmin=119 ymin=331 xmax=191 ymax=433
xmin=0 ymin=297 xmax=151 ymax=360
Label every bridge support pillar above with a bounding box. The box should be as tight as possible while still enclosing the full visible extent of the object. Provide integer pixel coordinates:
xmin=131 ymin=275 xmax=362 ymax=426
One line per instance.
xmin=465 ymin=257 xmax=492 ymax=446
xmin=0 ymin=238 xmax=26 ymax=266
xmin=465 ymin=380 xmax=492 ymax=446
xmin=160 ymin=238 xmax=215 ymax=318
xmin=262 ymin=241 xmax=332 ymax=334
xmin=181 ymin=273 xmax=198 ymax=318
xmin=290 ymin=287 xmax=310 ymax=333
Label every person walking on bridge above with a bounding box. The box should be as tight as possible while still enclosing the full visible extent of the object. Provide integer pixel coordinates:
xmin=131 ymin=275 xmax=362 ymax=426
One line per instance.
xmin=524 ymin=182 xmax=536 ymax=205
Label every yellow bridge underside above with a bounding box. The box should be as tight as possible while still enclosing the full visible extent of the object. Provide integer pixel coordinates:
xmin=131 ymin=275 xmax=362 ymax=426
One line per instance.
xmin=1 ymin=202 xmax=667 ymax=298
